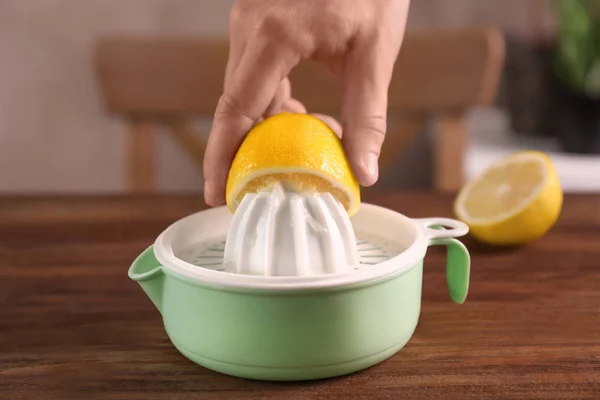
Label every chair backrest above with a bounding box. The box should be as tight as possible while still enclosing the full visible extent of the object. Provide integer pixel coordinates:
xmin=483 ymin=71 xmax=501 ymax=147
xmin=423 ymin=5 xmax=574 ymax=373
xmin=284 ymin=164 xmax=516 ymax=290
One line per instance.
xmin=95 ymin=26 xmax=505 ymax=192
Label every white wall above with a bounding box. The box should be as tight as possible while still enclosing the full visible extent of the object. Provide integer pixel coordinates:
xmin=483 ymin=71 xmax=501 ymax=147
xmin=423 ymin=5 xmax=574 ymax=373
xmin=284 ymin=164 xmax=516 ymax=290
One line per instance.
xmin=0 ymin=0 xmax=234 ymax=193
xmin=0 ymin=0 xmax=555 ymax=193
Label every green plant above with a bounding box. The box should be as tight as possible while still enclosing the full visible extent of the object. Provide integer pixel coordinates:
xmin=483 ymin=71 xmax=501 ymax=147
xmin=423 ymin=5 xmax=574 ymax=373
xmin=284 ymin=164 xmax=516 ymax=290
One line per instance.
xmin=554 ymin=0 xmax=600 ymax=97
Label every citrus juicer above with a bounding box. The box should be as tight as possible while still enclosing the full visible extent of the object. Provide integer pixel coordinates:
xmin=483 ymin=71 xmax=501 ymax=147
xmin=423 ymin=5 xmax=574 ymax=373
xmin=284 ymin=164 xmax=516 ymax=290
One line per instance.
xmin=128 ymin=111 xmax=471 ymax=381
xmin=222 ymin=183 xmax=359 ymax=277
xmin=129 ymin=187 xmax=471 ymax=381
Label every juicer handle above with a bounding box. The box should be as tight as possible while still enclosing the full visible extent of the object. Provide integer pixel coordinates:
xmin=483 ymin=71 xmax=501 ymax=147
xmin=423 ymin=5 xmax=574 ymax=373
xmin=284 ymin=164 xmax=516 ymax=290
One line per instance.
xmin=414 ymin=217 xmax=469 ymax=242
xmin=414 ymin=218 xmax=470 ymax=304
xmin=428 ymin=237 xmax=470 ymax=304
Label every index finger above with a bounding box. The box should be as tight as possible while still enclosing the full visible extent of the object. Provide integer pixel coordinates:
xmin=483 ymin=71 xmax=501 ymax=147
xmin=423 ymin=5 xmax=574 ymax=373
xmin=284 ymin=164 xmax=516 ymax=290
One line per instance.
xmin=203 ymin=41 xmax=298 ymax=206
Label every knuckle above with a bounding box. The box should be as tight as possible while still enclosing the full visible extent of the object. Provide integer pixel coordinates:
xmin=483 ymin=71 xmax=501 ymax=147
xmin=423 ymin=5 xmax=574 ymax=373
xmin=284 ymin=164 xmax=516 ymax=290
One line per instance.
xmin=324 ymin=10 xmax=354 ymax=37
xmin=229 ymin=4 xmax=243 ymax=25
xmin=230 ymin=0 xmax=255 ymax=27
xmin=355 ymin=115 xmax=387 ymax=154
xmin=215 ymin=93 xmax=237 ymax=118
xmin=360 ymin=115 xmax=387 ymax=137
xmin=255 ymin=13 xmax=287 ymax=40
xmin=215 ymin=93 xmax=256 ymax=124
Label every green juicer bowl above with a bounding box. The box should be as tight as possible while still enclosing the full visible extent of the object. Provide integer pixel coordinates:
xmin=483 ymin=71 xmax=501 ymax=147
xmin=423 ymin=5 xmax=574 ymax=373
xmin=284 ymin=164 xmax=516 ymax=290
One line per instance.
xmin=128 ymin=203 xmax=471 ymax=381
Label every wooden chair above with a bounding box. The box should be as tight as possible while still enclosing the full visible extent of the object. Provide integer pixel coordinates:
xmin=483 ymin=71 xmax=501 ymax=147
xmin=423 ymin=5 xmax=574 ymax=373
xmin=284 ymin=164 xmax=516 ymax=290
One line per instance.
xmin=94 ymin=26 xmax=505 ymax=193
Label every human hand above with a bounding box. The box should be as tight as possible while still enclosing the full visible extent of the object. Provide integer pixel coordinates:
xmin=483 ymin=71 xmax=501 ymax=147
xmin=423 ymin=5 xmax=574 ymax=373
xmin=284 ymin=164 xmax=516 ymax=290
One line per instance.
xmin=203 ymin=0 xmax=410 ymax=206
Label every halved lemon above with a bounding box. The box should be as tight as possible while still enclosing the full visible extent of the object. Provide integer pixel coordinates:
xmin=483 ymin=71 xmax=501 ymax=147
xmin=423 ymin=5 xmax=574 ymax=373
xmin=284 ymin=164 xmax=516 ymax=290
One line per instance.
xmin=225 ymin=113 xmax=360 ymax=216
xmin=453 ymin=151 xmax=563 ymax=246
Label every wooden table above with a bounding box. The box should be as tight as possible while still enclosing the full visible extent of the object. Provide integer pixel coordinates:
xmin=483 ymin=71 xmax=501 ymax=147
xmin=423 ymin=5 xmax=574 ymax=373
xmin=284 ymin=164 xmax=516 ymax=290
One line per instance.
xmin=1 ymin=193 xmax=599 ymax=399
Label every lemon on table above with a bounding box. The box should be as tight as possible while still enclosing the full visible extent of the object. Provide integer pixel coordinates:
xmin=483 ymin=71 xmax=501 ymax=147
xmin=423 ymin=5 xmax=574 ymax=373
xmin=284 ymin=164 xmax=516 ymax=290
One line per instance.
xmin=225 ymin=113 xmax=360 ymax=216
xmin=453 ymin=151 xmax=563 ymax=246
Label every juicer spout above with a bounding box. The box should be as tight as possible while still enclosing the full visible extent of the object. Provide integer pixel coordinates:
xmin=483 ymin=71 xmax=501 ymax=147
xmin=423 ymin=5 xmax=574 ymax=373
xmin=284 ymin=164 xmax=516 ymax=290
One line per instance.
xmin=128 ymin=246 xmax=165 ymax=313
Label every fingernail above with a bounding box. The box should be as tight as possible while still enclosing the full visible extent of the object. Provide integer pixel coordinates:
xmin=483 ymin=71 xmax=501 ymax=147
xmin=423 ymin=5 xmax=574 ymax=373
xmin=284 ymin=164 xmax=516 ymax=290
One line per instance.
xmin=365 ymin=152 xmax=379 ymax=183
xmin=203 ymin=182 xmax=213 ymax=205
xmin=204 ymin=182 xmax=221 ymax=206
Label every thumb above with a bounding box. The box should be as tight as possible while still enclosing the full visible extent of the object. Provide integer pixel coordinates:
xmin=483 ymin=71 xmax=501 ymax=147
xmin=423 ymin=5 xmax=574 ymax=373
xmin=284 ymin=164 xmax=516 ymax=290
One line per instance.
xmin=340 ymin=40 xmax=399 ymax=187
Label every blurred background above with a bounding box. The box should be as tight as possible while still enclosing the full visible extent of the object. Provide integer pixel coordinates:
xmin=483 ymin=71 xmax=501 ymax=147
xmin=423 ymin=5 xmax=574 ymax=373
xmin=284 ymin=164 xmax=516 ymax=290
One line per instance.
xmin=1 ymin=0 xmax=599 ymax=195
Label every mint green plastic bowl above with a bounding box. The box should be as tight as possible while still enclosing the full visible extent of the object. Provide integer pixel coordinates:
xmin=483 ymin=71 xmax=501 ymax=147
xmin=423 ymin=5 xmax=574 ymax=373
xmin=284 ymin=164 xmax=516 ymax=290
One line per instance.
xmin=129 ymin=203 xmax=470 ymax=381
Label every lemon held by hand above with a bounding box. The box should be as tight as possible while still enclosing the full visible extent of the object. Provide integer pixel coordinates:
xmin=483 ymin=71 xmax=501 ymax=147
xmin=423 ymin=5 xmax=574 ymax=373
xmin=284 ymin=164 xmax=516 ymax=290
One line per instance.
xmin=226 ymin=113 xmax=361 ymax=216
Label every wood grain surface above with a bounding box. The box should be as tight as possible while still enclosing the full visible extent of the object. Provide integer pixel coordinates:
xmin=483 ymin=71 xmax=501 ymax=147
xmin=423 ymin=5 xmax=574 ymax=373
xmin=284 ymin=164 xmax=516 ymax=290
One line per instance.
xmin=1 ymin=193 xmax=599 ymax=400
